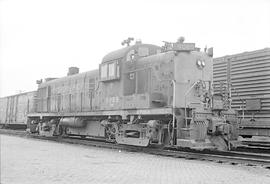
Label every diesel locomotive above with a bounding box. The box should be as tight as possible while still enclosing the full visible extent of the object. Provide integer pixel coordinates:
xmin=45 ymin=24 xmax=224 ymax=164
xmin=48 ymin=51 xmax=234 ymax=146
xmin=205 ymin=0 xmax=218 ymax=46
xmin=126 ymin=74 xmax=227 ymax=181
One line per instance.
xmin=27 ymin=37 xmax=239 ymax=150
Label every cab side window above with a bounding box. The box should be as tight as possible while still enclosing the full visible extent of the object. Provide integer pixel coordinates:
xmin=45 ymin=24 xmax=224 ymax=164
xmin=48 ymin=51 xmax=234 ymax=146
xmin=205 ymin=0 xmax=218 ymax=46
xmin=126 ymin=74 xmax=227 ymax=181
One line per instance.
xmin=100 ymin=64 xmax=108 ymax=79
xmin=108 ymin=62 xmax=116 ymax=77
xmin=100 ymin=60 xmax=120 ymax=81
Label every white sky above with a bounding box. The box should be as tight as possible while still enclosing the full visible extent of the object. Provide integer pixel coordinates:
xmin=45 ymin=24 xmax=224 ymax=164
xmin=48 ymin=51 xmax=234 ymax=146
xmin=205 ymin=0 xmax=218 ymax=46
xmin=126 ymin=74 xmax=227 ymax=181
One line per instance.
xmin=0 ymin=0 xmax=270 ymax=97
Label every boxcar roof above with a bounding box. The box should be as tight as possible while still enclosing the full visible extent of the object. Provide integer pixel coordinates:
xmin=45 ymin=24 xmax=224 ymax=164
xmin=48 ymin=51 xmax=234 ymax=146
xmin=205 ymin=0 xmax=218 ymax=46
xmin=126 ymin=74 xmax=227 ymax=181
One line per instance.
xmin=0 ymin=90 xmax=36 ymax=99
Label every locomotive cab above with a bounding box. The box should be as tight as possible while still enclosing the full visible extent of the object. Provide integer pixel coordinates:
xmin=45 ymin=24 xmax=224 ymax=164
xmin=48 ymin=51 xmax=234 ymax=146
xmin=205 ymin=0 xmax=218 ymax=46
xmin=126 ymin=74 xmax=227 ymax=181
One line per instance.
xmin=99 ymin=41 xmax=162 ymax=110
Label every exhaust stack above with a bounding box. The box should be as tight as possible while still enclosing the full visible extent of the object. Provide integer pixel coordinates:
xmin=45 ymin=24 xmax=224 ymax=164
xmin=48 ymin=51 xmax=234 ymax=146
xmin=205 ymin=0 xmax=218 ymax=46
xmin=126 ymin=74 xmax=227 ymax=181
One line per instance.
xmin=67 ymin=67 xmax=79 ymax=76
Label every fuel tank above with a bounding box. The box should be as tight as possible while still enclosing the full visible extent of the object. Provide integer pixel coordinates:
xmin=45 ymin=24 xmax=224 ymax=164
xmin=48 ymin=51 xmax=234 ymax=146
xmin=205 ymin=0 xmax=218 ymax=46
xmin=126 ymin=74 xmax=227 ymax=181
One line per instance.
xmin=59 ymin=117 xmax=86 ymax=128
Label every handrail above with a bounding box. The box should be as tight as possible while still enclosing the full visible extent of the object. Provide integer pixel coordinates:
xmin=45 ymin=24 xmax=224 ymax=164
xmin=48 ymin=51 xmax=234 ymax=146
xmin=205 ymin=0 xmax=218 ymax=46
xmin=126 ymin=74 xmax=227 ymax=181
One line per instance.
xmin=171 ymin=80 xmax=176 ymax=145
xmin=184 ymin=80 xmax=200 ymax=127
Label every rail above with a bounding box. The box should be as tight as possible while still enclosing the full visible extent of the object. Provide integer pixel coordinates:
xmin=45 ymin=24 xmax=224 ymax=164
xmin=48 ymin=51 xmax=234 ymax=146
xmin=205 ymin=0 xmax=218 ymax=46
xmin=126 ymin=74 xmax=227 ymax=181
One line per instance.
xmin=1 ymin=129 xmax=270 ymax=169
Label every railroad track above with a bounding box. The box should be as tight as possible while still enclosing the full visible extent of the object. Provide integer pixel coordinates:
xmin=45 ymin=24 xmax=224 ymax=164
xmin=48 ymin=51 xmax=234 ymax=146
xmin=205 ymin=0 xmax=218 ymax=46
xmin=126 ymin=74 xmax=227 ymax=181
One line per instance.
xmin=1 ymin=129 xmax=270 ymax=169
xmin=242 ymin=140 xmax=270 ymax=148
xmin=235 ymin=140 xmax=270 ymax=154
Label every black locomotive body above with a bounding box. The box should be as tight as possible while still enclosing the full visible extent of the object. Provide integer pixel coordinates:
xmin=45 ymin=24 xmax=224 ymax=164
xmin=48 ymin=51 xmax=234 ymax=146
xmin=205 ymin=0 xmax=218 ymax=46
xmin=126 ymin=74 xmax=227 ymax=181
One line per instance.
xmin=27 ymin=38 xmax=239 ymax=150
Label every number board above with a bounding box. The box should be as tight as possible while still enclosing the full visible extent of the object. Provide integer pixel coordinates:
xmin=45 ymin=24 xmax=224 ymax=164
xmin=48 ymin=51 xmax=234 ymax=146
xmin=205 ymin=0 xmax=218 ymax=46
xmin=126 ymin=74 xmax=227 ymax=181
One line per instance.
xmin=173 ymin=43 xmax=195 ymax=51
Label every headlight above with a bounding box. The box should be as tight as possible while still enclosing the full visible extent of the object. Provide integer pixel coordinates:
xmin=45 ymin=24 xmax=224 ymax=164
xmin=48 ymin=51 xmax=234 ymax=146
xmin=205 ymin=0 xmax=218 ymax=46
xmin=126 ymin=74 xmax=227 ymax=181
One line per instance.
xmin=201 ymin=61 xmax=205 ymax=67
xmin=196 ymin=59 xmax=205 ymax=69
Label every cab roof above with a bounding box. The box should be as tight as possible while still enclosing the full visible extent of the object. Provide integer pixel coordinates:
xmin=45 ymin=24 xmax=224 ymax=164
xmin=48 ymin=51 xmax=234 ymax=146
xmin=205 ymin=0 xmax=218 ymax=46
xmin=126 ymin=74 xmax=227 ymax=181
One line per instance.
xmin=102 ymin=43 xmax=161 ymax=63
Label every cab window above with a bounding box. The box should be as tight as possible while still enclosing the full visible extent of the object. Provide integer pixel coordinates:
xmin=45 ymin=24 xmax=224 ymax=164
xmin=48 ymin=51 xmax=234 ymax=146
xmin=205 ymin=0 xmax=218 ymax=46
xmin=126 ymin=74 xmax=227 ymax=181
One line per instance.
xmin=101 ymin=64 xmax=108 ymax=79
xmin=126 ymin=50 xmax=135 ymax=61
xmin=138 ymin=47 xmax=149 ymax=57
xmin=100 ymin=60 xmax=120 ymax=81
xmin=108 ymin=62 xmax=115 ymax=77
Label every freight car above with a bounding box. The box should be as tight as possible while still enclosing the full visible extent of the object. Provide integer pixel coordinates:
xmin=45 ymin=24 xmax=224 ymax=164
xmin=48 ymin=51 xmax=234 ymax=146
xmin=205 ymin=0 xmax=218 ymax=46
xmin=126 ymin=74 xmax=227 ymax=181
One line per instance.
xmin=213 ymin=48 xmax=270 ymax=137
xmin=0 ymin=91 xmax=36 ymax=129
xmin=27 ymin=37 xmax=239 ymax=150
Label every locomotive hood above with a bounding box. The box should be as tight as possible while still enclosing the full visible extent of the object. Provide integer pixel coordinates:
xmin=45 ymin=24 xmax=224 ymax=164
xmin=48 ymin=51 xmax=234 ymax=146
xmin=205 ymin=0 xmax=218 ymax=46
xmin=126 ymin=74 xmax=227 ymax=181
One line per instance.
xmin=173 ymin=51 xmax=213 ymax=108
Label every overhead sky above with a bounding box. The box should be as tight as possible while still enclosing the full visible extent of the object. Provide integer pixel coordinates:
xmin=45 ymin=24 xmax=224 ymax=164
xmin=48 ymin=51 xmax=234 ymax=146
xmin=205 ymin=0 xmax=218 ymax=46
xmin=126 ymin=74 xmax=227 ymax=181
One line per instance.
xmin=0 ymin=0 xmax=270 ymax=97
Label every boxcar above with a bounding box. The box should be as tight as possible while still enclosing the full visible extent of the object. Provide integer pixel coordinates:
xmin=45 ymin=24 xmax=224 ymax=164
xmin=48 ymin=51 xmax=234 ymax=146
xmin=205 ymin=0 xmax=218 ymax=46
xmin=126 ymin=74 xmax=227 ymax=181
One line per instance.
xmin=0 ymin=91 xmax=36 ymax=129
xmin=213 ymin=48 xmax=270 ymax=137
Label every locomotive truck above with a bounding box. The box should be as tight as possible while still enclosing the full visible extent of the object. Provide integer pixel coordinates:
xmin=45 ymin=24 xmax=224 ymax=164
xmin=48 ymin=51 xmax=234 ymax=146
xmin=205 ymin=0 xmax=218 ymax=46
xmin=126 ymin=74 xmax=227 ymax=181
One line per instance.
xmin=27 ymin=37 xmax=239 ymax=150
